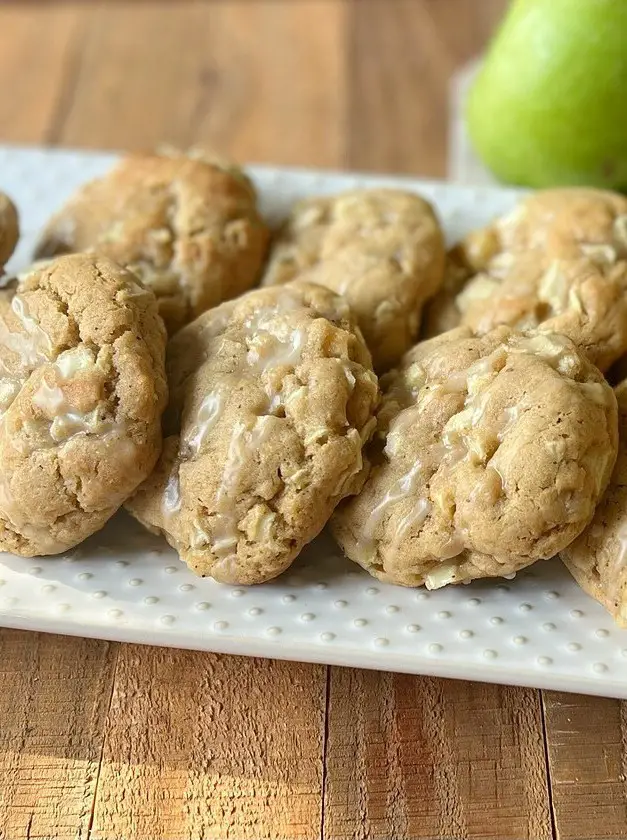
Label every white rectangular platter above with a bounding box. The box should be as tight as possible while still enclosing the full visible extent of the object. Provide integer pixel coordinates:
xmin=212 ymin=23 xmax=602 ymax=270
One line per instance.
xmin=1 ymin=144 xmax=625 ymax=699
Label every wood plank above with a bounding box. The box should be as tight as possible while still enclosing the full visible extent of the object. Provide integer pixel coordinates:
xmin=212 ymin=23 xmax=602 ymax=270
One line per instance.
xmin=323 ymin=669 xmax=552 ymax=840
xmin=57 ymin=0 xmax=347 ymax=167
xmin=0 ymin=632 xmax=117 ymax=840
xmin=0 ymin=6 xmax=119 ymax=840
xmin=72 ymin=3 xmax=346 ymax=838
xmin=0 ymin=3 xmax=83 ymax=144
xmin=543 ymin=692 xmax=627 ymax=840
xmin=90 ymin=648 xmax=326 ymax=840
xmin=348 ymin=0 xmax=506 ymax=177
xmin=341 ymin=4 xmax=551 ymax=839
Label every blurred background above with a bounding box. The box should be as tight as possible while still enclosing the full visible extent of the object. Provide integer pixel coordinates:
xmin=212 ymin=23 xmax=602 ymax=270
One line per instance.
xmin=0 ymin=0 xmax=507 ymax=177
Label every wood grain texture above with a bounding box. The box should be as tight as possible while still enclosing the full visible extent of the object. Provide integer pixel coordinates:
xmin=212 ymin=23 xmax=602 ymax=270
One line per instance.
xmin=343 ymin=5 xmax=554 ymax=840
xmin=0 ymin=6 xmax=119 ymax=840
xmin=324 ymin=670 xmax=552 ymax=840
xmin=56 ymin=0 xmax=347 ymax=168
xmin=90 ymin=649 xmax=327 ymax=840
xmin=348 ymin=0 xmax=506 ymax=177
xmin=0 ymin=632 xmax=117 ymax=840
xmin=543 ymin=692 xmax=627 ymax=840
xmin=61 ymin=5 xmax=344 ymax=839
xmin=0 ymin=4 xmax=83 ymax=143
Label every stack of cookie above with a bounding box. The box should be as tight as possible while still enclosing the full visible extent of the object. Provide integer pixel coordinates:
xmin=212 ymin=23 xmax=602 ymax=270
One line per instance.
xmin=332 ymin=188 xmax=627 ymax=627
xmin=1 ymin=154 xmax=627 ymax=627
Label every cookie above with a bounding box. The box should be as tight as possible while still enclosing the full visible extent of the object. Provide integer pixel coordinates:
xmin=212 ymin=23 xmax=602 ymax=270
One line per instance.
xmin=35 ymin=153 xmax=270 ymax=333
xmin=0 ymin=192 xmax=18 ymax=272
xmin=127 ymin=282 xmax=379 ymax=584
xmin=424 ymin=188 xmax=627 ymax=371
xmin=562 ymin=380 xmax=627 ymax=625
xmin=262 ymin=189 xmax=445 ymax=372
xmin=332 ymin=327 xmax=617 ymax=588
xmin=0 ymin=254 xmax=167 ymax=556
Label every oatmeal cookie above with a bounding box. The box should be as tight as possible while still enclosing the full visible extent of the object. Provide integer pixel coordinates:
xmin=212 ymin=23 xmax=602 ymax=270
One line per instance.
xmin=0 ymin=192 xmax=18 ymax=273
xmin=35 ymin=153 xmax=270 ymax=333
xmin=424 ymin=189 xmax=627 ymax=371
xmin=562 ymin=380 xmax=627 ymax=625
xmin=332 ymin=327 xmax=617 ymax=588
xmin=262 ymin=189 xmax=445 ymax=372
xmin=127 ymin=282 xmax=379 ymax=585
xmin=0 ymin=254 xmax=167 ymax=556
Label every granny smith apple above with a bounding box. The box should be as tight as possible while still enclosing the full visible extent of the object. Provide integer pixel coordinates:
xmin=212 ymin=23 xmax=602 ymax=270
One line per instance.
xmin=467 ymin=0 xmax=627 ymax=190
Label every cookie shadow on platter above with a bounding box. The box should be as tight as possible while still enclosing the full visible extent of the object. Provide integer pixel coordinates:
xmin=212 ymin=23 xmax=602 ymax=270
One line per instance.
xmin=0 ymin=508 xmax=598 ymax=613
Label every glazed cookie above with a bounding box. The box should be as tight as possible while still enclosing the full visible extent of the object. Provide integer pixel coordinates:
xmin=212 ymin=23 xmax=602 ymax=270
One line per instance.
xmin=0 ymin=254 xmax=167 ymax=556
xmin=262 ymin=189 xmax=445 ymax=372
xmin=127 ymin=282 xmax=379 ymax=585
xmin=35 ymin=153 xmax=270 ymax=333
xmin=0 ymin=192 xmax=18 ymax=273
xmin=562 ymin=381 xmax=627 ymax=625
xmin=423 ymin=188 xmax=627 ymax=371
xmin=332 ymin=327 xmax=617 ymax=588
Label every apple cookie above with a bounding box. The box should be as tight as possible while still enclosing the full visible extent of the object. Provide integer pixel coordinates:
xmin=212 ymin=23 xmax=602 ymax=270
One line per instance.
xmin=35 ymin=152 xmax=270 ymax=333
xmin=262 ymin=189 xmax=445 ymax=372
xmin=127 ymin=282 xmax=379 ymax=584
xmin=0 ymin=254 xmax=167 ymax=556
xmin=0 ymin=192 xmax=18 ymax=274
xmin=562 ymin=380 xmax=627 ymax=625
xmin=424 ymin=188 xmax=627 ymax=371
xmin=332 ymin=326 xmax=617 ymax=588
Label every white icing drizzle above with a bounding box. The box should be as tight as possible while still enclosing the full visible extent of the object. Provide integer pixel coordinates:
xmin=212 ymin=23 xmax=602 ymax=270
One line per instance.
xmin=162 ymin=465 xmax=182 ymax=520
xmin=32 ymin=347 xmax=121 ymax=444
xmin=363 ymin=460 xmax=425 ymax=542
xmin=358 ymin=345 xmax=524 ymax=573
xmin=170 ymin=291 xmax=366 ymax=572
xmin=608 ymin=522 xmax=627 ymax=593
xmin=0 ymin=295 xmax=51 ymax=371
xmin=207 ymin=415 xmax=282 ymax=566
xmin=175 ymin=294 xmax=313 ymax=553
xmin=32 ymin=382 xmax=65 ymax=414
xmin=183 ymin=391 xmax=225 ymax=457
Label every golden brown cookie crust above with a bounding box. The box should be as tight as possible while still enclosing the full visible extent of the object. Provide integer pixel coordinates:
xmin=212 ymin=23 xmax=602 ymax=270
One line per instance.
xmin=127 ymin=282 xmax=379 ymax=584
xmin=0 ymin=192 xmax=19 ymax=271
xmin=0 ymin=254 xmax=167 ymax=556
xmin=424 ymin=188 xmax=627 ymax=371
xmin=562 ymin=381 xmax=627 ymax=625
xmin=332 ymin=326 xmax=618 ymax=588
xmin=35 ymin=154 xmax=270 ymax=334
xmin=262 ymin=189 xmax=445 ymax=372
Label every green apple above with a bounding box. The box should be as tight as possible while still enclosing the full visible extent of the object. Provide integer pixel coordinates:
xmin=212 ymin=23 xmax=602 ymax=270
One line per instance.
xmin=467 ymin=0 xmax=627 ymax=190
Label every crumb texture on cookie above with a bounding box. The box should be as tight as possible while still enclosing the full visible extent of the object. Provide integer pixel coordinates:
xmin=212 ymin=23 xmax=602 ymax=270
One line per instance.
xmin=332 ymin=326 xmax=618 ymax=588
xmin=35 ymin=153 xmax=270 ymax=333
xmin=127 ymin=282 xmax=379 ymax=585
xmin=0 ymin=191 xmax=19 ymax=271
xmin=562 ymin=380 xmax=627 ymax=625
xmin=0 ymin=254 xmax=167 ymax=556
xmin=424 ymin=188 xmax=627 ymax=371
xmin=263 ymin=189 xmax=445 ymax=372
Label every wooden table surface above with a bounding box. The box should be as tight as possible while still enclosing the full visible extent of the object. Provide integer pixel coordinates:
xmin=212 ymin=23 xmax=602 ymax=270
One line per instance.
xmin=1 ymin=2 xmax=626 ymax=838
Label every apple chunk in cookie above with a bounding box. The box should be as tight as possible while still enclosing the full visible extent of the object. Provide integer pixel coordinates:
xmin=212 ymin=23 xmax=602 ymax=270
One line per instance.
xmin=35 ymin=152 xmax=270 ymax=334
xmin=262 ymin=189 xmax=445 ymax=372
xmin=331 ymin=327 xmax=618 ymax=588
xmin=0 ymin=254 xmax=167 ymax=556
xmin=424 ymin=188 xmax=627 ymax=371
xmin=562 ymin=381 xmax=627 ymax=626
xmin=127 ymin=282 xmax=379 ymax=585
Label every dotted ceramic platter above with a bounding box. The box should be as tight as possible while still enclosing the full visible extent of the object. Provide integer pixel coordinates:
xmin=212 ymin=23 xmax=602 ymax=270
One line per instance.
xmin=1 ymin=144 xmax=625 ymax=699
